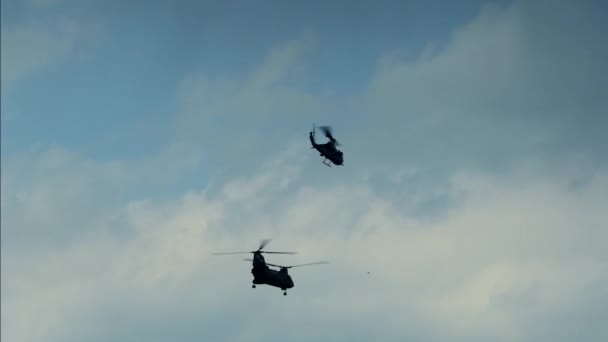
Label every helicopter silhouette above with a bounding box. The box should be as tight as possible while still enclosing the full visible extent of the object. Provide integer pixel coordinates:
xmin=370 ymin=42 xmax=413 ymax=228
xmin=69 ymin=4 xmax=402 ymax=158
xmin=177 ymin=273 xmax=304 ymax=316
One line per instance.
xmin=310 ymin=124 xmax=344 ymax=167
xmin=212 ymin=239 xmax=328 ymax=296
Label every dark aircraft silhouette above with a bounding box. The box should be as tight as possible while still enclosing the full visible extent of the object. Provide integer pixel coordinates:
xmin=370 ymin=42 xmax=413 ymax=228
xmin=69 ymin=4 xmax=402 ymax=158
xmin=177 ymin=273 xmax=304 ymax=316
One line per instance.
xmin=310 ymin=124 xmax=344 ymax=167
xmin=212 ymin=239 xmax=328 ymax=295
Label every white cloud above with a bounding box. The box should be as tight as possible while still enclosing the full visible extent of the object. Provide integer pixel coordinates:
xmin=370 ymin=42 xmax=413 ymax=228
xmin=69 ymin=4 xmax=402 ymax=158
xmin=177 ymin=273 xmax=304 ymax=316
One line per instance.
xmin=3 ymin=1 xmax=607 ymax=341
xmin=168 ymin=0 xmax=607 ymax=190
xmin=0 ymin=16 xmax=104 ymax=93
xmin=352 ymin=0 xmax=608 ymax=168
xmin=0 ymin=141 xmax=217 ymax=251
xmin=1 ymin=146 xmax=132 ymax=248
xmin=248 ymin=30 xmax=317 ymax=89
xmin=2 ymin=142 xmax=607 ymax=342
xmin=177 ymin=32 xmax=319 ymax=118
xmin=173 ymin=33 xmax=343 ymax=178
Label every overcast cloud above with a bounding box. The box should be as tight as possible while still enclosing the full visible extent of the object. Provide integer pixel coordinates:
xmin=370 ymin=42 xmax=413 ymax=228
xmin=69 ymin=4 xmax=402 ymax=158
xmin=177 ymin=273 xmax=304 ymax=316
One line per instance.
xmin=2 ymin=1 xmax=607 ymax=341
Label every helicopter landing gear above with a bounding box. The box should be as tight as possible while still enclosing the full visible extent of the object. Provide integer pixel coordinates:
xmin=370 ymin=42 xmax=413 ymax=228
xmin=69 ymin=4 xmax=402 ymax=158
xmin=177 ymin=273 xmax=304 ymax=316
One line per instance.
xmin=322 ymin=159 xmax=331 ymax=167
xmin=283 ymin=290 xmax=287 ymax=296
xmin=252 ymin=284 xmax=256 ymax=288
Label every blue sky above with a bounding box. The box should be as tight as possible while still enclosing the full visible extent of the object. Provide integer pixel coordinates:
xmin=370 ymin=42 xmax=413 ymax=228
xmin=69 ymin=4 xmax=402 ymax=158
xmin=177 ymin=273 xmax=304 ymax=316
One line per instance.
xmin=1 ymin=0 xmax=500 ymax=159
xmin=2 ymin=1 xmax=607 ymax=341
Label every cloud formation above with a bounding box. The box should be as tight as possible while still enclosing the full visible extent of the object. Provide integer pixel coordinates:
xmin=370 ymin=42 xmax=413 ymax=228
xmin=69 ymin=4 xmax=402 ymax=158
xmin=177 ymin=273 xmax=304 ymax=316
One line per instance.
xmin=3 ymin=143 xmax=607 ymax=342
xmin=357 ymin=0 xmax=608 ymax=167
xmin=2 ymin=1 xmax=607 ymax=342
xmin=1 ymin=16 xmax=103 ymax=93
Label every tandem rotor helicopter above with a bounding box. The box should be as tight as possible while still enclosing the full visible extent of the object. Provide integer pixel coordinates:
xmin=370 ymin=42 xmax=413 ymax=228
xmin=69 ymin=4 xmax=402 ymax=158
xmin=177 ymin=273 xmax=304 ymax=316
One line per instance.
xmin=310 ymin=124 xmax=344 ymax=166
xmin=212 ymin=239 xmax=328 ymax=296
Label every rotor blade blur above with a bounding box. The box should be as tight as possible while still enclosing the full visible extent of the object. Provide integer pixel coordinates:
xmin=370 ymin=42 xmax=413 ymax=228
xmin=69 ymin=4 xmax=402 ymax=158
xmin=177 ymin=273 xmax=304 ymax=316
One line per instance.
xmin=261 ymin=251 xmax=297 ymax=254
xmin=211 ymin=252 xmax=254 ymax=255
xmin=258 ymin=238 xmax=272 ymax=251
xmin=266 ymin=261 xmax=329 ymax=268
xmin=287 ymin=261 xmax=329 ymax=268
xmin=319 ymin=126 xmax=340 ymax=145
xmin=319 ymin=126 xmax=332 ymax=135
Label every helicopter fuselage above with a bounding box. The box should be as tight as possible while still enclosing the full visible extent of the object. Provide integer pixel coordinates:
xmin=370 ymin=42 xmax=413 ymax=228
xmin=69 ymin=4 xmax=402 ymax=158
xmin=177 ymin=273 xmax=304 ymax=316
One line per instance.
xmin=252 ymin=267 xmax=294 ymax=289
xmin=310 ymin=132 xmax=343 ymax=166
xmin=251 ymin=253 xmax=294 ymax=290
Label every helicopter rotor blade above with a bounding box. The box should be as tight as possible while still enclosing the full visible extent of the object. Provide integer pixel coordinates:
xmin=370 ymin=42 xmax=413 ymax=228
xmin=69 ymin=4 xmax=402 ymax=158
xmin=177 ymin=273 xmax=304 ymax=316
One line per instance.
xmin=258 ymin=238 xmax=272 ymax=251
xmin=213 ymin=239 xmax=296 ymax=255
xmin=213 ymin=250 xmax=295 ymax=255
xmin=212 ymin=252 xmax=253 ymax=255
xmin=266 ymin=261 xmax=329 ymax=269
xmin=319 ymin=125 xmax=332 ymax=137
xmin=319 ymin=126 xmax=340 ymax=146
xmin=286 ymin=261 xmax=329 ymax=268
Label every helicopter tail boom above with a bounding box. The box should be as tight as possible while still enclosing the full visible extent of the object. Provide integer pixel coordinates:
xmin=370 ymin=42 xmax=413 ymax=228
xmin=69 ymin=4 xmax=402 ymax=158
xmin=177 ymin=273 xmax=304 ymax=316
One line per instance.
xmin=309 ymin=127 xmax=318 ymax=148
xmin=309 ymin=133 xmax=317 ymax=147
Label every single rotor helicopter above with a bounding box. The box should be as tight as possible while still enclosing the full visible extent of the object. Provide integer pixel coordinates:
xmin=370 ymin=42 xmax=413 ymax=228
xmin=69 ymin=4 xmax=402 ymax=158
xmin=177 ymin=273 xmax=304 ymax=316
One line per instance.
xmin=212 ymin=239 xmax=328 ymax=296
xmin=310 ymin=124 xmax=344 ymax=167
